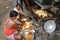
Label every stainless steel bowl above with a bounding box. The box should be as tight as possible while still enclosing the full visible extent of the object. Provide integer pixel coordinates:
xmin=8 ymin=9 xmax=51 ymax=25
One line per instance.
xmin=44 ymin=20 xmax=56 ymax=33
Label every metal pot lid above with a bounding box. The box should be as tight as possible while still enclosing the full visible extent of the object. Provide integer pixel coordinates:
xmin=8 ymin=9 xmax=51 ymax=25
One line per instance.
xmin=44 ymin=20 xmax=56 ymax=33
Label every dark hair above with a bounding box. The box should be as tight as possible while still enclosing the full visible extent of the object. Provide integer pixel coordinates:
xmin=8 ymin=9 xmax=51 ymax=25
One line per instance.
xmin=16 ymin=3 xmax=20 ymax=7
xmin=10 ymin=10 xmax=18 ymax=17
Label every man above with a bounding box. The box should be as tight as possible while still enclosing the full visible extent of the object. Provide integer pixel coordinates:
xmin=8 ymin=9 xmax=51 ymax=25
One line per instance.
xmin=13 ymin=4 xmax=23 ymax=14
xmin=4 ymin=10 xmax=22 ymax=40
xmin=13 ymin=4 xmax=26 ymax=20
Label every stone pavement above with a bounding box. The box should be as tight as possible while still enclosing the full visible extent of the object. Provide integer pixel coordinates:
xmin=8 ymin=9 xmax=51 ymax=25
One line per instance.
xmin=0 ymin=0 xmax=16 ymax=40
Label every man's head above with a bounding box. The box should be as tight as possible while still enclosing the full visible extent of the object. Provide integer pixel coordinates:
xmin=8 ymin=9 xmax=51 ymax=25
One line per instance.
xmin=10 ymin=10 xmax=18 ymax=19
xmin=16 ymin=4 xmax=21 ymax=10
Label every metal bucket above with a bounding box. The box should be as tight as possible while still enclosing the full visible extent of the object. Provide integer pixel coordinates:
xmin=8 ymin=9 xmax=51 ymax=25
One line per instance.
xmin=23 ymin=30 xmax=35 ymax=40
